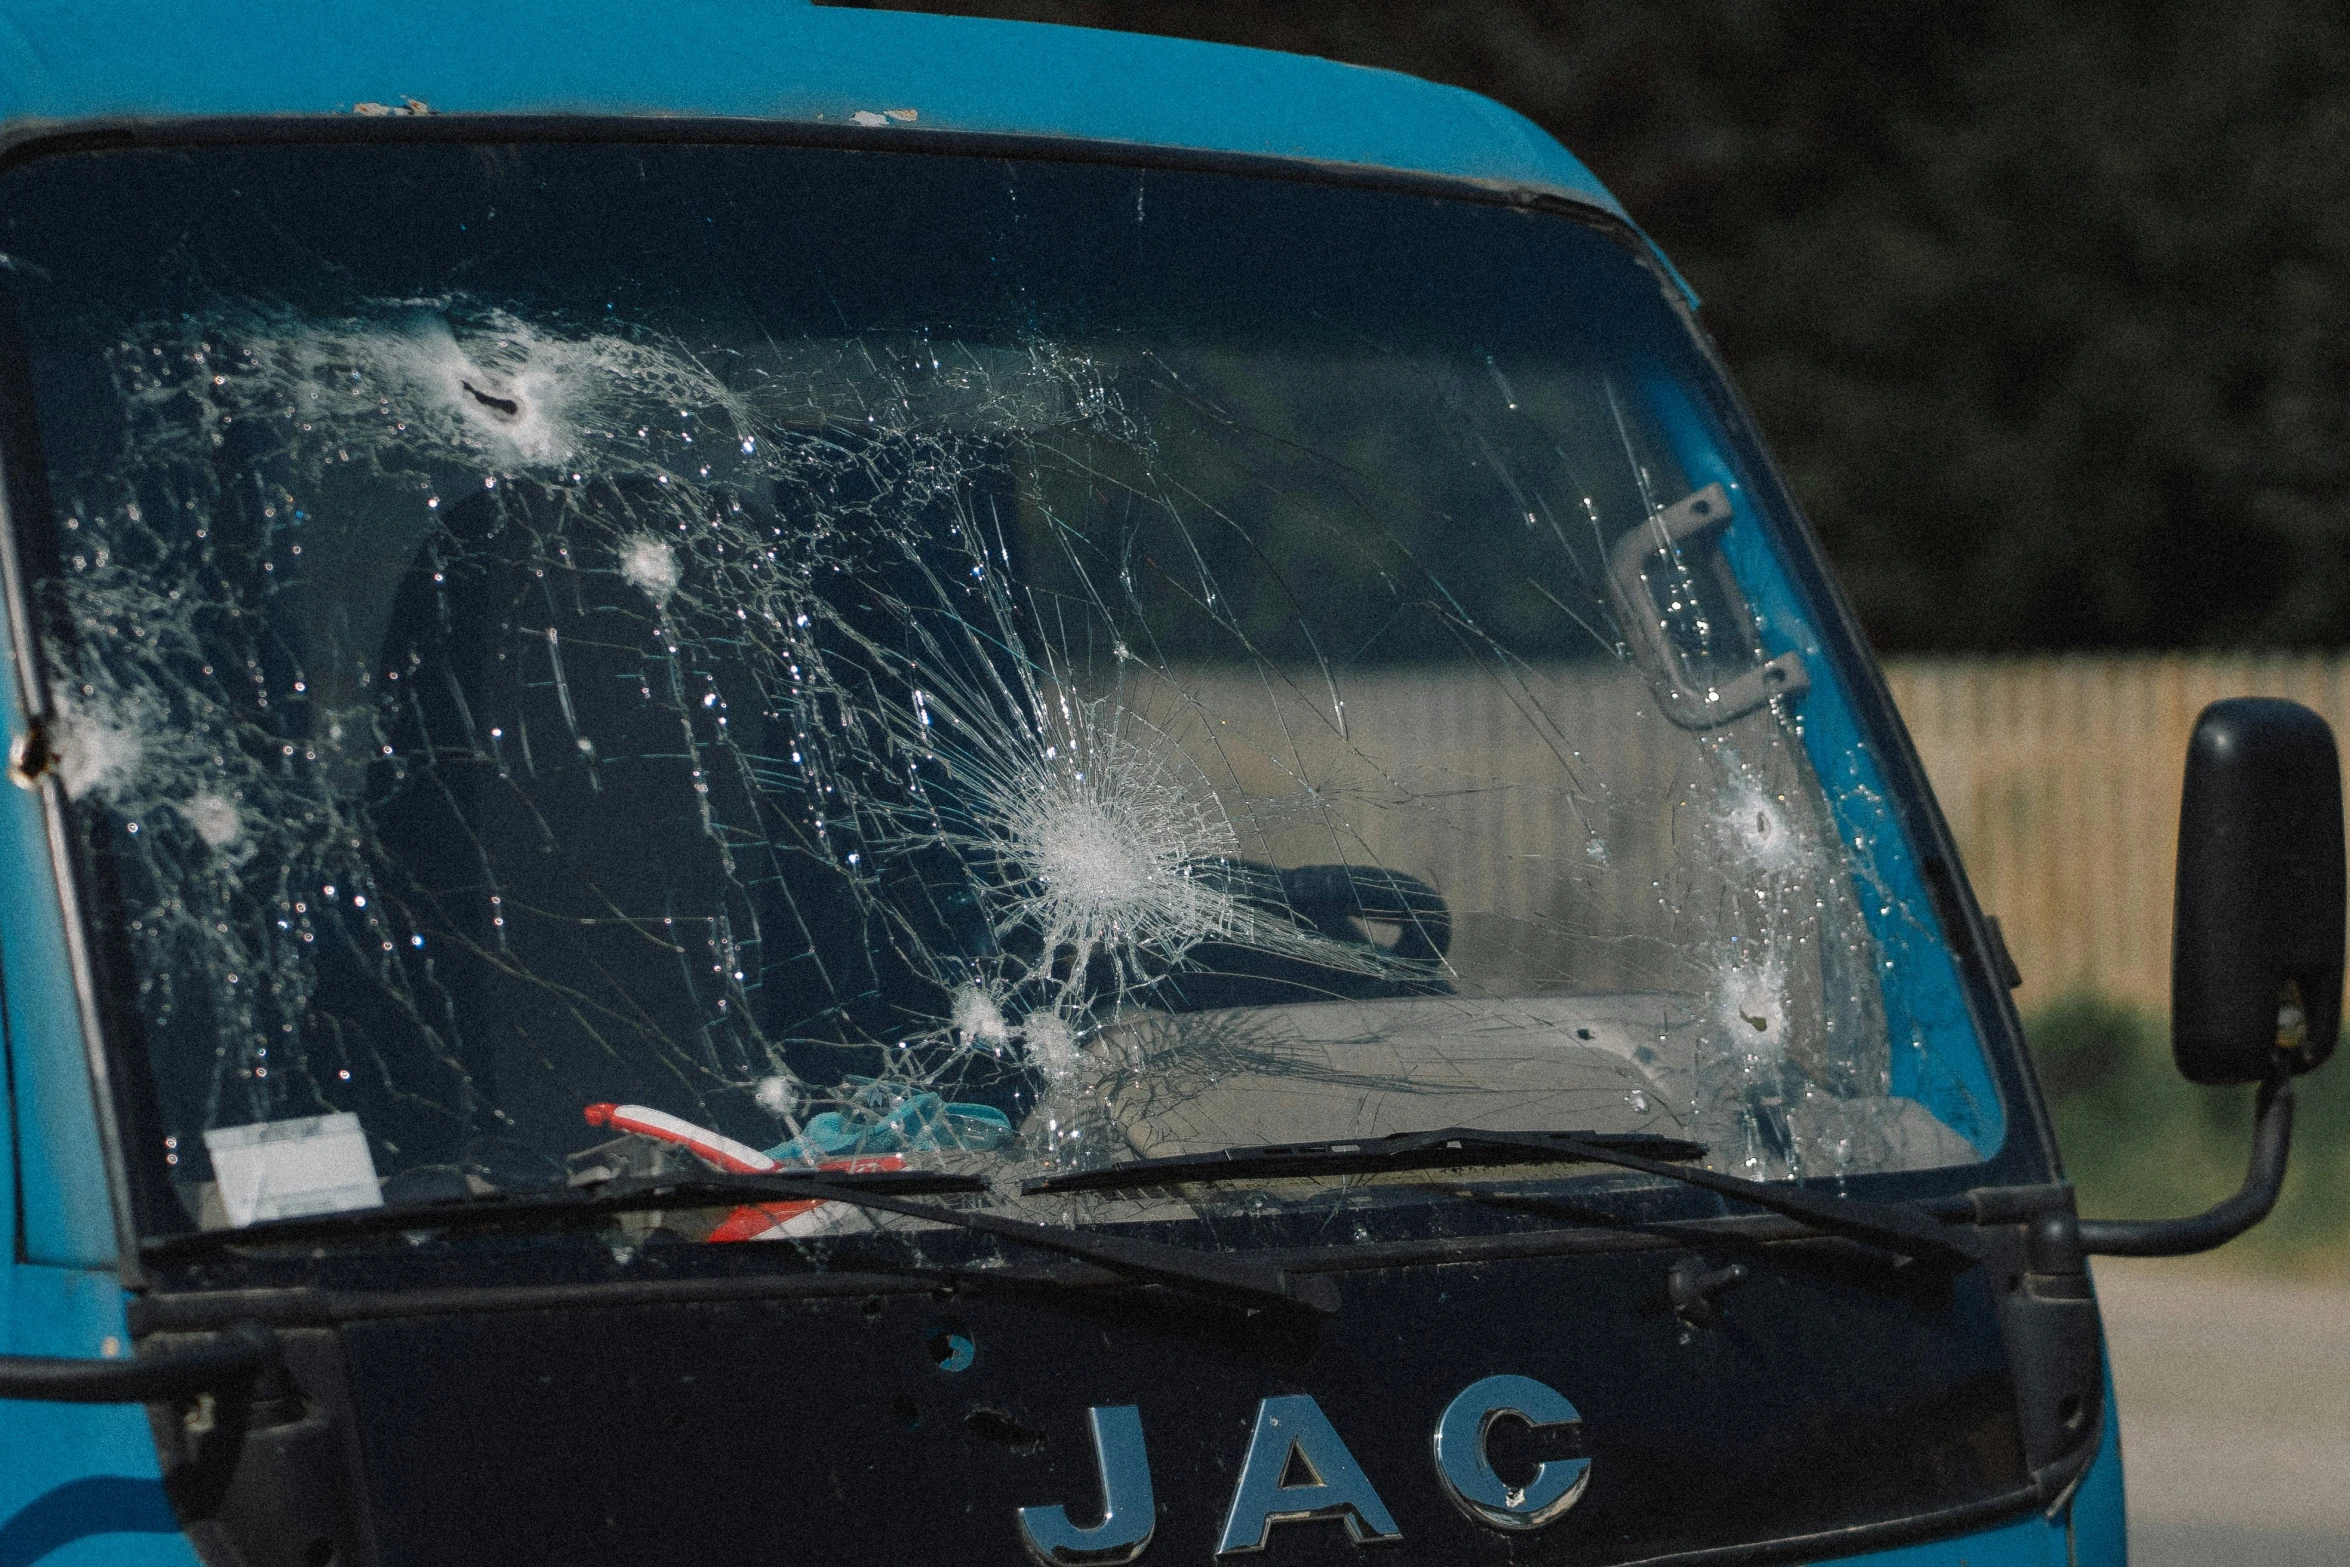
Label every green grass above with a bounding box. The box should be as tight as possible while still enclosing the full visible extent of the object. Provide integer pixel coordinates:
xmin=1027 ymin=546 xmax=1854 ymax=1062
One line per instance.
xmin=2024 ymin=991 xmax=2350 ymax=1273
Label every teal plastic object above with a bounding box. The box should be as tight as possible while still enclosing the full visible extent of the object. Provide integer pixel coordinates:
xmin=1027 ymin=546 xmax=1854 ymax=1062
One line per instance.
xmin=767 ymin=1080 xmax=1016 ymax=1163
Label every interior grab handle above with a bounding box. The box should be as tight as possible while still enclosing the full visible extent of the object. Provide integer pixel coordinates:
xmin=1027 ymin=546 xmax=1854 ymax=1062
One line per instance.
xmin=1606 ymin=482 xmax=1808 ymax=730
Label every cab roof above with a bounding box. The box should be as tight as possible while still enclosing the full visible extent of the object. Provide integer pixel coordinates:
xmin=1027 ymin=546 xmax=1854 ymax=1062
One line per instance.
xmin=0 ymin=0 xmax=1629 ymax=219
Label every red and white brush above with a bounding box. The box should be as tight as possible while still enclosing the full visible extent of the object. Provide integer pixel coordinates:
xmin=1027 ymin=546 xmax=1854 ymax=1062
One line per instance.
xmin=582 ymin=1102 xmax=902 ymax=1241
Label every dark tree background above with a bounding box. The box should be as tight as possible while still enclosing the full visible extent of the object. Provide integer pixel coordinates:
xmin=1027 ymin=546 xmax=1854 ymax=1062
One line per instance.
xmin=831 ymin=2 xmax=2350 ymax=654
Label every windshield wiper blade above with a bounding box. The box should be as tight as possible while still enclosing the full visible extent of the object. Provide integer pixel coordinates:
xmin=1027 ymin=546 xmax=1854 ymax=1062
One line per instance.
xmin=1021 ymin=1127 xmax=1708 ymax=1195
xmin=1026 ymin=1127 xmax=1977 ymax=1267
xmin=1449 ymin=1131 xmax=1980 ymax=1266
xmin=143 ymin=1169 xmax=1338 ymax=1318
xmin=780 ymin=1177 xmax=1338 ymax=1317
xmin=142 ymin=1167 xmax=989 ymax=1253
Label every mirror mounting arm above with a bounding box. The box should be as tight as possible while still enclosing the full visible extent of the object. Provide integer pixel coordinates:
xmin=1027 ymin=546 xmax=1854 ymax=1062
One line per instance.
xmin=2078 ymin=1067 xmax=2294 ymax=1257
xmin=0 ymin=1320 xmax=277 ymax=1403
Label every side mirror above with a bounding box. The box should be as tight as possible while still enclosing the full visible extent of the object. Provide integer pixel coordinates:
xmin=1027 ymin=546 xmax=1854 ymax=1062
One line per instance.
xmin=2172 ymin=697 xmax=2345 ymax=1083
xmin=2078 ymin=697 xmax=2344 ymax=1257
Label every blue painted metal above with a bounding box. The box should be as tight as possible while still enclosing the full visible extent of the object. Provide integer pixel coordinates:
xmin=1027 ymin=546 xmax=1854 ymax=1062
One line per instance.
xmin=1835 ymin=1512 xmax=2067 ymax=1566
xmin=0 ymin=750 xmax=116 ymax=1269
xmin=2071 ymin=1376 xmax=2129 ymax=1566
xmin=0 ymin=1267 xmax=195 ymax=1567
xmin=0 ymin=1478 xmax=191 ymax=1567
xmin=0 ymin=1 xmax=1623 ymax=217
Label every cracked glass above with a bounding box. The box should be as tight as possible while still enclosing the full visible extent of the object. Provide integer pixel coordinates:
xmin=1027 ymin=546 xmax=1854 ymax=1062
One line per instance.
xmin=0 ymin=140 xmax=2005 ymax=1242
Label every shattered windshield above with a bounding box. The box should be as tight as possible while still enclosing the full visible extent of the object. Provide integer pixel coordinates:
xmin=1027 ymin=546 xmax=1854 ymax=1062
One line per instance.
xmin=0 ymin=139 xmax=2003 ymax=1242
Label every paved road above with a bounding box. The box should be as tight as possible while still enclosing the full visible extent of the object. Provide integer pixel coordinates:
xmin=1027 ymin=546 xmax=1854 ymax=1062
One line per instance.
xmin=2097 ymin=1258 xmax=2350 ymax=1565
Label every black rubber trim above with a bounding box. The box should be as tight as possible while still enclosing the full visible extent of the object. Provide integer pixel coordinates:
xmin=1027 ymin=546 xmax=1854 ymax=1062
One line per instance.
xmin=1584 ymin=1482 xmax=2047 ymax=1567
xmin=0 ymin=1320 xmax=269 ymax=1402
xmin=2080 ymin=1070 xmax=2293 ymax=1255
xmin=0 ymin=112 xmax=1624 ymax=227
xmin=124 ymin=1210 xmax=1992 ymax=1336
xmin=2029 ymin=1394 xmax=2108 ymax=1520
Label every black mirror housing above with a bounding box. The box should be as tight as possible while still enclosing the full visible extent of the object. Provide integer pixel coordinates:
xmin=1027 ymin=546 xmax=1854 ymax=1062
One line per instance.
xmin=2172 ymin=698 xmax=2346 ymax=1084
xmin=2080 ymin=696 xmax=2339 ymax=1255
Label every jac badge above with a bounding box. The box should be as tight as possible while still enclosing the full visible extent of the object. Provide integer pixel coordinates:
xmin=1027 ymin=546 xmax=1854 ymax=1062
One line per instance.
xmin=1015 ymin=1377 xmax=1586 ymax=1565
xmin=1216 ymin=1395 xmax=1402 ymax=1554
xmin=1430 ymin=1374 xmax=1590 ymax=1531
xmin=1018 ymin=1405 xmax=1156 ymax=1566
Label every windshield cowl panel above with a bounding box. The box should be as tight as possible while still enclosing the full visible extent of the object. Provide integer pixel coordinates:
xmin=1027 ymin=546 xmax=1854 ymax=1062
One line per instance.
xmin=0 ymin=136 xmax=2010 ymax=1260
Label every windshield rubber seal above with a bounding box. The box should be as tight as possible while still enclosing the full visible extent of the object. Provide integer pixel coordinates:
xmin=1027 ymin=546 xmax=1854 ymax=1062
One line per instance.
xmin=0 ymin=111 xmax=1631 ymax=224
xmin=0 ymin=111 xmax=2048 ymax=1287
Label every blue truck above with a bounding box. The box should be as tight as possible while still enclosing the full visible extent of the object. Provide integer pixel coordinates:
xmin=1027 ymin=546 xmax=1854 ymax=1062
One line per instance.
xmin=1 ymin=5 xmax=2339 ymax=1566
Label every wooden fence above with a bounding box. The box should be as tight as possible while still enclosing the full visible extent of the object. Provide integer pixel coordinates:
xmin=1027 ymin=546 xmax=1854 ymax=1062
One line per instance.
xmin=1884 ymin=654 xmax=2350 ymax=1014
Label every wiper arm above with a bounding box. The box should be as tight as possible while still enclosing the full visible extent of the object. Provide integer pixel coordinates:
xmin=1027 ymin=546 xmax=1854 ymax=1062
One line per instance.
xmin=143 ymin=1168 xmax=1338 ymax=1319
xmin=1026 ymin=1127 xmax=1977 ymax=1267
xmin=781 ymin=1177 xmax=1338 ymax=1318
xmin=142 ymin=1167 xmax=987 ymax=1252
xmin=1451 ymin=1131 xmax=1980 ymax=1267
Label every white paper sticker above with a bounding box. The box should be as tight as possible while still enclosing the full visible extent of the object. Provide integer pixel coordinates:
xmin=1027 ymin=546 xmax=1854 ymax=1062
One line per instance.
xmin=202 ymin=1111 xmax=384 ymax=1227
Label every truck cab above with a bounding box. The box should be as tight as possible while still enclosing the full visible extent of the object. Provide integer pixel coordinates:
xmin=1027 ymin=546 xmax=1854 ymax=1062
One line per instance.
xmin=1 ymin=6 xmax=2338 ymax=1566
